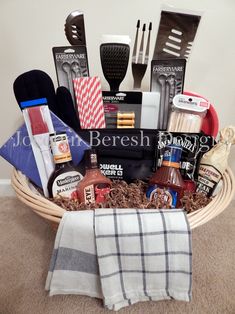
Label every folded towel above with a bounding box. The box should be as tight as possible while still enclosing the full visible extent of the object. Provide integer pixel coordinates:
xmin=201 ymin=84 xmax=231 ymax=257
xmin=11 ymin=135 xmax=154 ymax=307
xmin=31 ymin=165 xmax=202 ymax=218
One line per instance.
xmin=45 ymin=210 xmax=102 ymax=298
xmin=95 ymin=208 xmax=192 ymax=310
xmin=46 ymin=208 xmax=192 ymax=311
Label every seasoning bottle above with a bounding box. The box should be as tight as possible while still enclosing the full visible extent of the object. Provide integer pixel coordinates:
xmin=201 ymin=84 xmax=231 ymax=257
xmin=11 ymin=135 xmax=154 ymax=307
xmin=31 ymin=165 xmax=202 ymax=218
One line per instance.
xmin=77 ymin=149 xmax=111 ymax=204
xmin=146 ymin=145 xmax=185 ymax=208
xmin=196 ymin=126 xmax=235 ymax=196
xmin=47 ymin=133 xmax=83 ymax=199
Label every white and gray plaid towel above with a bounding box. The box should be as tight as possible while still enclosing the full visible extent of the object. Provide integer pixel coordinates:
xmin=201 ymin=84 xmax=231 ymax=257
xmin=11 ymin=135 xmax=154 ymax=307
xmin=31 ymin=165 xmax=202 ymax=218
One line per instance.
xmin=46 ymin=208 xmax=192 ymax=311
xmin=95 ymin=208 xmax=192 ymax=310
xmin=45 ymin=210 xmax=102 ymax=298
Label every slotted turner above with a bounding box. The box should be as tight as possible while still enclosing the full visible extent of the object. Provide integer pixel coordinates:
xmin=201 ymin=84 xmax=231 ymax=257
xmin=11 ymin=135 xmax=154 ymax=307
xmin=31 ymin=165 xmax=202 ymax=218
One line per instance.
xmin=64 ymin=10 xmax=86 ymax=46
xmin=153 ymin=10 xmax=201 ymax=60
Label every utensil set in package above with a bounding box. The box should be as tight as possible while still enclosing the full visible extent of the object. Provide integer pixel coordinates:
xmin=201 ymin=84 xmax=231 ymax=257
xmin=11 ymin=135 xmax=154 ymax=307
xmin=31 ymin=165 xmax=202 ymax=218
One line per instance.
xmin=11 ymin=10 xmax=218 ymax=135
xmin=51 ymin=7 xmax=210 ymax=134
xmin=0 ymin=6 xmax=222 ymax=196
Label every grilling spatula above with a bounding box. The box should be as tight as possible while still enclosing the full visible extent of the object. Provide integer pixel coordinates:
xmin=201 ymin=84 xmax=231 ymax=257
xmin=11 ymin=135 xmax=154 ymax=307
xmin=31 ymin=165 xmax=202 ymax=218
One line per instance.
xmin=64 ymin=10 xmax=86 ymax=46
xmin=152 ymin=10 xmax=201 ymax=60
xmin=100 ymin=35 xmax=130 ymax=91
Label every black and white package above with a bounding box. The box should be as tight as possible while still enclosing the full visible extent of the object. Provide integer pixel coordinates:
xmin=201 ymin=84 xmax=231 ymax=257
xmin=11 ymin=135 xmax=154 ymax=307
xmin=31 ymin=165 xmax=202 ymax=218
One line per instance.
xmin=77 ymin=128 xmax=157 ymax=182
xmin=151 ymin=59 xmax=186 ymax=130
xmin=157 ymin=131 xmax=215 ymax=181
xmin=52 ymin=46 xmax=89 ymax=103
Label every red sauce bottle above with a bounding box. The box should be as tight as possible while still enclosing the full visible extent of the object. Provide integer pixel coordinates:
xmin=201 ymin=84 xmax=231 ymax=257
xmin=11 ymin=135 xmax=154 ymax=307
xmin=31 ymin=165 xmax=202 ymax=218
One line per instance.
xmin=146 ymin=145 xmax=185 ymax=208
xmin=77 ymin=149 xmax=111 ymax=204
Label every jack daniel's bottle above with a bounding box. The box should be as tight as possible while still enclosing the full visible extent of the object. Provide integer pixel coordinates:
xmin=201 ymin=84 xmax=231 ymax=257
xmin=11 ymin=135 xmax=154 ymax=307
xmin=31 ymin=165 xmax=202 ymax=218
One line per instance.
xmin=47 ymin=133 xmax=83 ymax=199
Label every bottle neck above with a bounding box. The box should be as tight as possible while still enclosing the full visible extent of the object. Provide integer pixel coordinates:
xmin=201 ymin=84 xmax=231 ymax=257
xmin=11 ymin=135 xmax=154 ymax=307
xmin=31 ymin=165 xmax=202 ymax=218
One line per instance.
xmin=86 ymin=166 xmax=99 ymax=172
xmin=162 ymin=145 xmax=182 ymax=169
xmin=162 ymin=160 xmax=180 ymax=169
xmin=55 ymin=160 xmax=73 ymax=169
xmin=50 ymin=133 xmax=72 ymax=164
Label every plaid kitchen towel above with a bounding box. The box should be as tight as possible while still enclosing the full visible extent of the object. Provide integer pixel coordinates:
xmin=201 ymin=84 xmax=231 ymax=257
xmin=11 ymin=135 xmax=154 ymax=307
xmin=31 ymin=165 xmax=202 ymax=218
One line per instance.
xmin=45 ymin=210 xmax=102 ymax=298
xmin=95 ymin=208 xmax=192 ymax=311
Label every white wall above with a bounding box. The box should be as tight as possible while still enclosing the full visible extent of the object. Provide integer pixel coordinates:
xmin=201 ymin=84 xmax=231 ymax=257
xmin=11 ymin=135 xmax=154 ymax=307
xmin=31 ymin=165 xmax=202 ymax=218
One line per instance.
xmin=0 ymin=0 xmax=235 ymax=179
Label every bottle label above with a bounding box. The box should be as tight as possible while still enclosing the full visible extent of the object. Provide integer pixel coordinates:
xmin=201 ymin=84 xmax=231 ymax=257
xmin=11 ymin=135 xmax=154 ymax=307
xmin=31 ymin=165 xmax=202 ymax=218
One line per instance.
xmin=196 ymin=164 xmax=222 ymax=196
xmin=83 ymin=183 xmax=110 ymax=204
xmin=162 ymin=145 xmax=182 ymax=168
xmin=52 ymin=171 xmax=83 ymax=199
xmin=146 ymin=185 xmax=178 ymax=208
xmin=50 ymin=134 xmax=72 ymax=164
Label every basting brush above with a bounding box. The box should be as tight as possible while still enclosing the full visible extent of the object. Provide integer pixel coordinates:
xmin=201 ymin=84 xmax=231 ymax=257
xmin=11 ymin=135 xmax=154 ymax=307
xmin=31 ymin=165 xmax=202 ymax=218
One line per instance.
xmin=137 ymin=23 xmax=146 ymax=64
xmin=27 ymin=106 xmax=54 ymax=179
xmin=144 ymin=22 xmax=152 ymax=65
xmin=132 ymin=20 xmax=140 ymax=64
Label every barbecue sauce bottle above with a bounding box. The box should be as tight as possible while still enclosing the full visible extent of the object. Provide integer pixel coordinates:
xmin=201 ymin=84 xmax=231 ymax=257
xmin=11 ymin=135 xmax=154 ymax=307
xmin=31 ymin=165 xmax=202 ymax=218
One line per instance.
xmin=146 ymin=145 xmax=185 ymax=208
xmin=76 ymin=149 xmax=111 ymax=204
xmin=47 ymin=133 xmax=83 ymax=199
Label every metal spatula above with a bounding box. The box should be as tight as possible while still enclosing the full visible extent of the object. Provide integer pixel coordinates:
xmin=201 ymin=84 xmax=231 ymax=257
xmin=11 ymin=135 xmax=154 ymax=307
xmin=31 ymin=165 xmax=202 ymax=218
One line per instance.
xmin=64 ymin=10 xmax=86 ymax=46
xmin=153 ymin=10 xmax=201 ymax=60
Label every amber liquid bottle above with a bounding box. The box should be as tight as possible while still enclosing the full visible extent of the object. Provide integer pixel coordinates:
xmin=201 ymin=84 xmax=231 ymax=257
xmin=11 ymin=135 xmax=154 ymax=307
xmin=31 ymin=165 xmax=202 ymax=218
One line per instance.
xmin=77 ymin=149 xmax=111 ymax=204
xmin=146 ymin=145 xmax=185 ymax=208
xmin=47 ymin=133 xmax=83 ymax=199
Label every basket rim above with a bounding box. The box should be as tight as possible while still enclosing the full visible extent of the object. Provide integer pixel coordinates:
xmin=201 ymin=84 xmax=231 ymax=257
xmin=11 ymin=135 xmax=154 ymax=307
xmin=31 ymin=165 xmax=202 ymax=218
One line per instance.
xmin=11 ymin=167 xmax=235 ymax=230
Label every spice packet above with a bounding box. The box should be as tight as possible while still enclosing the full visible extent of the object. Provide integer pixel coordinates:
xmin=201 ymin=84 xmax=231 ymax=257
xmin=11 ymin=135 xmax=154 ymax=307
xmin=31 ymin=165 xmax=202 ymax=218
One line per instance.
xmin=196 ymin=126 xmax=235 ymax=196
xmin=157 ymin=131 xmax=215 ymax=181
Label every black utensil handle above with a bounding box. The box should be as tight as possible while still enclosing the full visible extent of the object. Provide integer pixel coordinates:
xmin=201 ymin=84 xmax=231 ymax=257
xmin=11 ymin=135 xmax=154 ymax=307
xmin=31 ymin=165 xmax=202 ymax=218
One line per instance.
xmin=109 ymin=81 xmax=120 ymax=92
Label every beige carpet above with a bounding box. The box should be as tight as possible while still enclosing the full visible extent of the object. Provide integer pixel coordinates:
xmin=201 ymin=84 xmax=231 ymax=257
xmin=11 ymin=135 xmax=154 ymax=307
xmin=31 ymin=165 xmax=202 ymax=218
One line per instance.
xmin=0 ymin=197 xmax=234 ymax=314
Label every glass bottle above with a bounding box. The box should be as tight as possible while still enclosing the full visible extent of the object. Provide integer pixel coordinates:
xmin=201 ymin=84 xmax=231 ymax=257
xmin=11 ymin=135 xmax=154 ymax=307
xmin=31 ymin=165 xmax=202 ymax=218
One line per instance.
xmin=47 ymin=133 xmax=83 ymax=199
xmin=146 ymin=145 xmax=185 ymax=208
xmin=77 ymin=149 xmax=111 ymax=204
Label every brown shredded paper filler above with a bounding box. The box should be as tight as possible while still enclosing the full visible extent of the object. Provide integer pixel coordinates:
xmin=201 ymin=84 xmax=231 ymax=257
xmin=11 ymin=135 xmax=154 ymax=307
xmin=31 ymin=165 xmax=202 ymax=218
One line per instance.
xmin=52 ymin=180 xmax=211 ymax=213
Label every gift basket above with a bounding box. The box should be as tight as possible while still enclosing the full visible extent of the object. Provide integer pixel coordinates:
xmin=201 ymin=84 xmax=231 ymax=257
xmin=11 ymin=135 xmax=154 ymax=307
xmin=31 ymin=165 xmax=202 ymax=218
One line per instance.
xmin=11 ymin=167 xmax=235 ymax=230
xmin=1 ymin=8 xmax=235 ymax=231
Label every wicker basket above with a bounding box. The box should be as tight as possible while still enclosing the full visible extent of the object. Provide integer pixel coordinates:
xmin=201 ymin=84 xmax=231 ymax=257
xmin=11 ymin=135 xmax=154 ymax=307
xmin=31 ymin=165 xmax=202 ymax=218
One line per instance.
xmin=11 ymin=167 xmax=235 ymax=230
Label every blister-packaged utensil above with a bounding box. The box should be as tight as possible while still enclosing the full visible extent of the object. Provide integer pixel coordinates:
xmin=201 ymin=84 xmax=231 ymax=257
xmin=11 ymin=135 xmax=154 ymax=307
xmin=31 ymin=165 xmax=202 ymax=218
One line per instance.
xmin=52 ymin=46 xmax=89 ymax=105
xmin=152 ymin=9 xmax=201 ymax=60
xmin=151 ymin=59 xmax=186 ymax=130
xmin=64 ymin=10 xmax=86 ymax=46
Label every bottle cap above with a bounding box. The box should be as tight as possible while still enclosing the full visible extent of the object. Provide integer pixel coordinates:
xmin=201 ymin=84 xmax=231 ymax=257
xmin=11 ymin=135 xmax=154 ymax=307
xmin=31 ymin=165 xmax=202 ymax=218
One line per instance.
xmin=84 ymin=149 xmax=98 ymax=169
xmin=50 ymin=132 xmax=72 ymax=164
xmin=162 ymin=145 xmax=182 ymax=168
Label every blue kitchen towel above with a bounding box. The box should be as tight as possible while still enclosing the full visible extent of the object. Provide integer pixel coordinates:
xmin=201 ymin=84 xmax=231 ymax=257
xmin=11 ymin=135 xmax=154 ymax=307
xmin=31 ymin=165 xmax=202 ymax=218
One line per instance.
xmin=0 ymin=112 xmax=90 ymax=188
